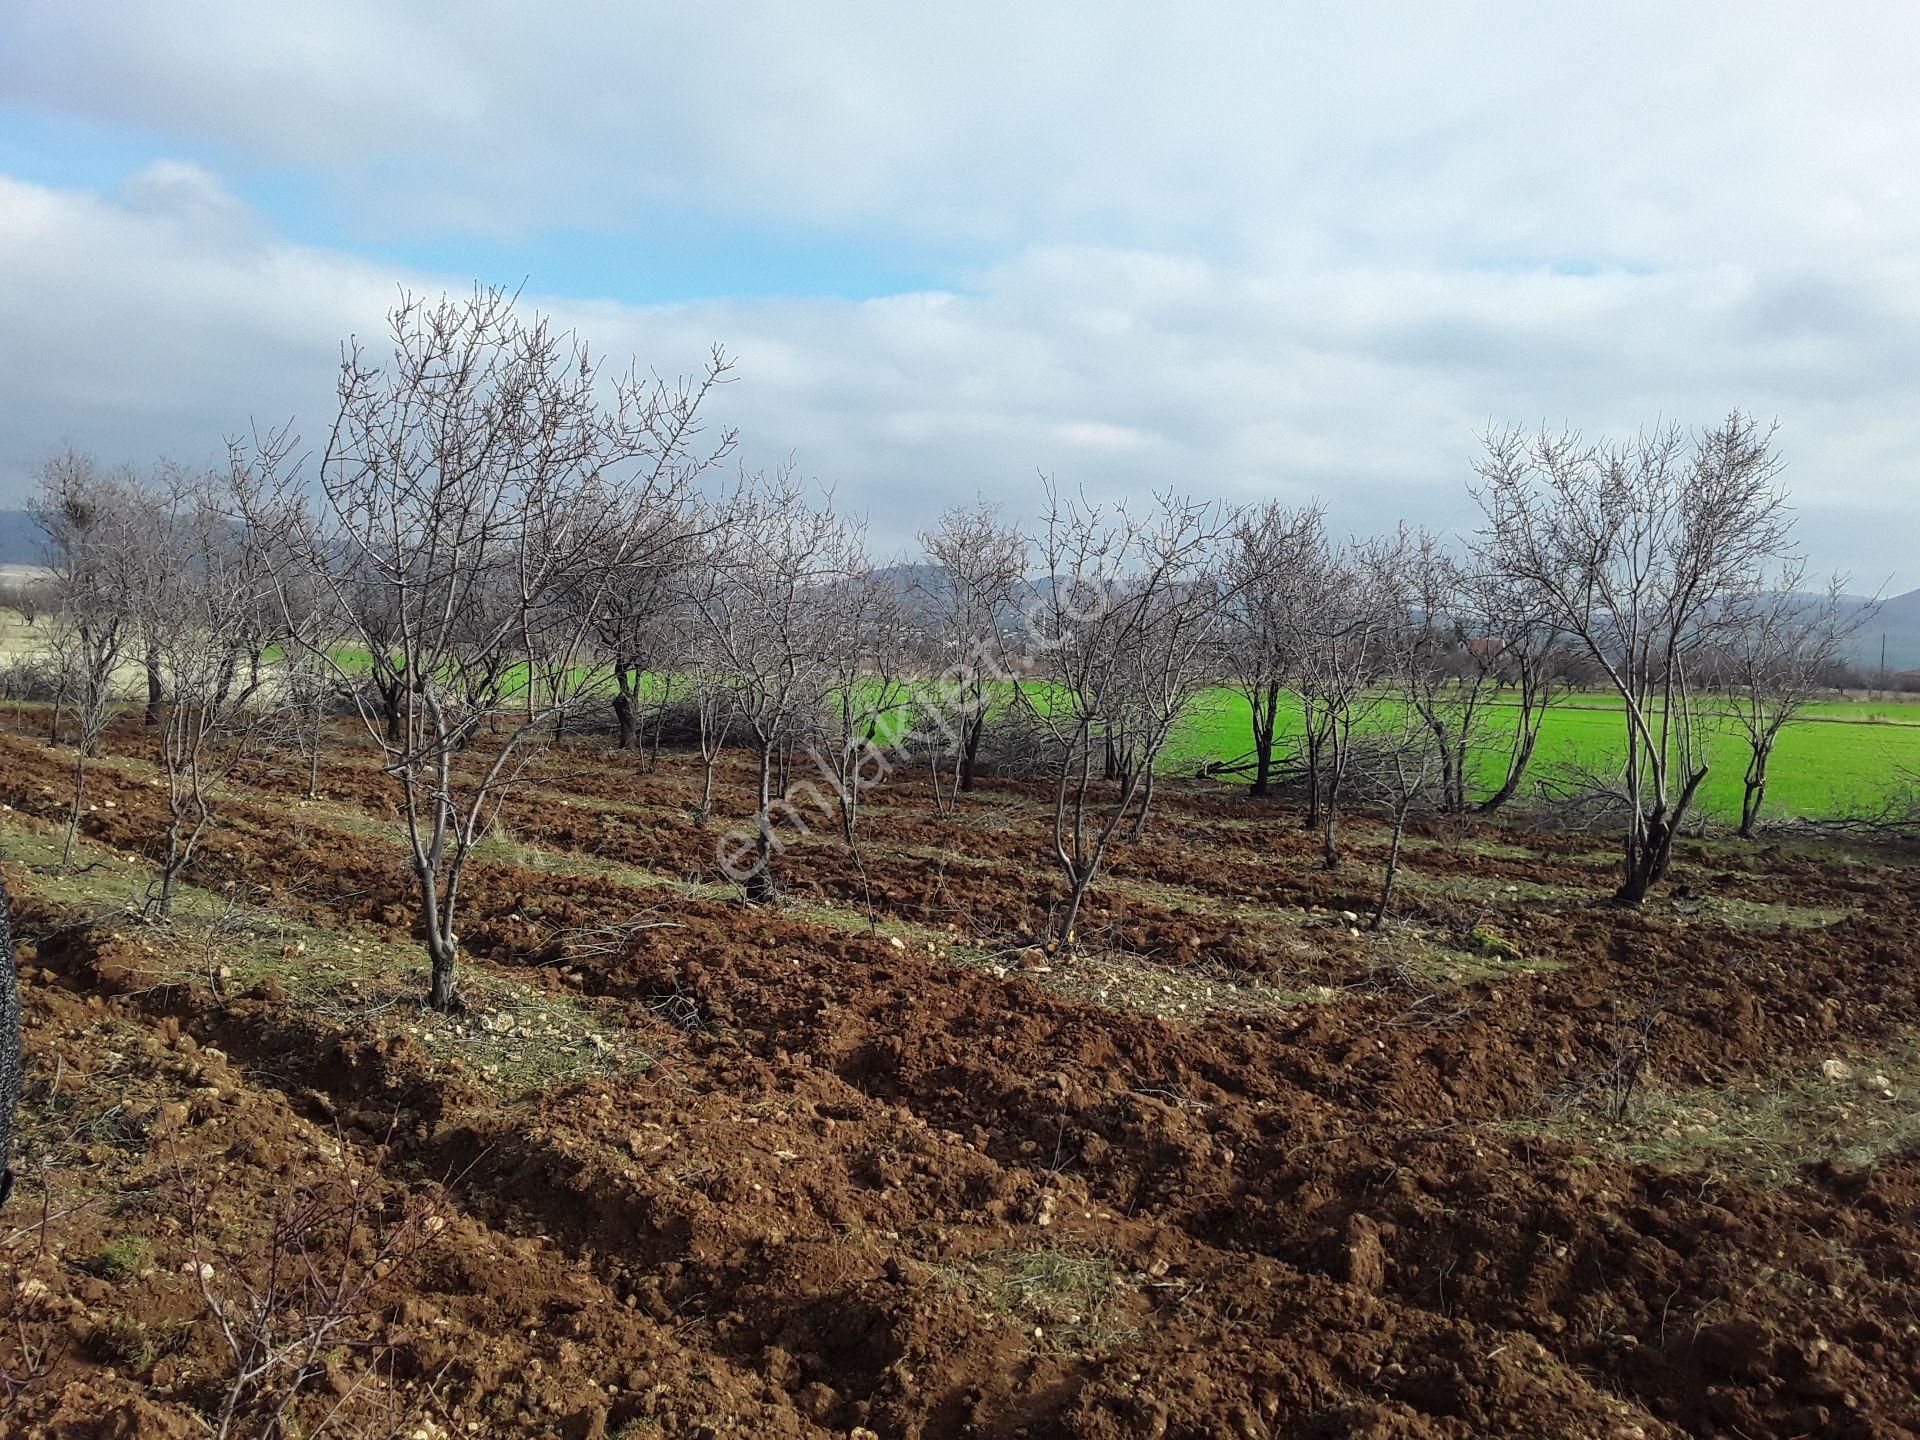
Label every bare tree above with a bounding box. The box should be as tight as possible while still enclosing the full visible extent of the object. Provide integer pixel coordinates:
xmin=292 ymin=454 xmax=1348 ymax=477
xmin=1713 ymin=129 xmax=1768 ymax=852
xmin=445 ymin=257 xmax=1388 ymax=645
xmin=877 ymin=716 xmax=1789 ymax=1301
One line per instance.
xmin=140 ymin=453 xmax=291 ymax=917
xmin=1221 ymin=500 xmax=1325 ymax=798
xmin=28 ymin=450 xmax=148 ymax=868
xmin=1016 ymin=486 xmax=1228 ymax=949
xmin=1717 ymin=576 xmax=1868 ymax=837
xmin=336 ymin=568 xmax=411 ymax=746
xmin=687 ymin=655 xmax=736 ymax=826
xmin=820 ymin=558 xmax=911 ymax=855
xmin=1473 ymin=412 xmax=1796 ymax=903
xmin=1361 ymin=704 xmax=1444 ymax=932
xmin=915 ymin=500 xmax=1029 ymax=804
xmin=1358 ymin=538 xmax=1446 ymax=927
xmin=1295 ymin=536 xmax=1393 ymax=869
xmin=571 ymin=504 xmax=701 ymax=753
xmin=1390 ymin=532 xmax=1493 ymax=815
xmin=1255 ymin=508 xmax=1369 ymax=835
xmin=247 ymin=287 xmax=731 ymax=1008
xmin=695 ymin=471 xmax=863 ymax=902
xmin=0 ymin=578 xmax=49 ymax=629
xmin=670 ymin=547 xmax=737 ymax=826
xmin=1454 ymin=562 xmax=1564 ymax=814
xmin=281 ymin=649 xmax=338 ymax=801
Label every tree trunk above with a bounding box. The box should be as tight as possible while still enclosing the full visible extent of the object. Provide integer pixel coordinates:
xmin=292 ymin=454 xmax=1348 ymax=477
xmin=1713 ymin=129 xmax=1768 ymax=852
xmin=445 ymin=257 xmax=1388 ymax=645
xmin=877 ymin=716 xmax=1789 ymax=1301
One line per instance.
xmin=1738 ymin=741 xmax=1772 ymax=839
xmin=61 ymin=750 xmax=88 ymax=869
xmin=611 ymin=665 xmax=638 ymax=750
xmin=1371 ymin=810 xmax=1409 ymax=930
xmin=381 ymin=679 xmax=404 ymax=746
xmin=1615 ymin=768 xmax=1709 ymax=905
xmin=1302 ymin=729 xmax=1323 ymax=828
xmin=427 ymin=939 xmax=459 ymax=1011
xmin=1479 ymin=717 xmax=1540 ymax=813
xmin=696 ymin=754 xmax=718 ymax=824
xmin=959 ymin=708 xmax=986 ymax=793
xmin=694 ymin=704 xmax=721 ymax=823
xmin=744 ymin=747 xmax=777 ymax=902
xmin=1320 ymin=730 xmax=1344 ymax=869
xmin=212 ymin=652 xmax=237 ymax=713
xmin=647 ymin=697 xmax=668 ymax=771
xmin=1250 ymin=681 xmax=1278 ymax=797
xmin=743 ymin=833 xmax=775 ymax=903
xmin=1433 ymin=722 xmax=1458 ymax=815
xmin=152 ymin=784 xmax=188 ymax=919
xmin=928 ymin=746 xmax=951 ymax=818
xmin=1058 ymin=865 xmax=1095 ymax=952
xmin=144 ymin=651 xmax=163 ymax=727
xmin=1615 ymin=841 xmax=1657 ymax=905
xmin=409 ymin=812 xmax=462 ymax=1010
xmin=1127 ymin=764 xmax=1157 ymax=840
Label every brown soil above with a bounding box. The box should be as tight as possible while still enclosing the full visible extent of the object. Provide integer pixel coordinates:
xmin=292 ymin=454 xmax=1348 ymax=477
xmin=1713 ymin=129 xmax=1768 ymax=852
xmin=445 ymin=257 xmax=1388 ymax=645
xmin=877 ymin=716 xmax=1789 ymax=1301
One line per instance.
xmin=2 ymin=714 xmax=1918 ymax=1438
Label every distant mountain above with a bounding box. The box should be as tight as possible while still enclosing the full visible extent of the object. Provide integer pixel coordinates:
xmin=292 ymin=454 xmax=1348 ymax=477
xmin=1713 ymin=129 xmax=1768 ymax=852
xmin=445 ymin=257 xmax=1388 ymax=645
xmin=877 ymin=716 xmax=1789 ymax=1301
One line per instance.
xmin=0 ymin=510 xmax=39 ymax=565
xmin=873 ymin=561 xmax=945 ymax=604
xmin=1844 ymin=588 xmax=1920 ymax=674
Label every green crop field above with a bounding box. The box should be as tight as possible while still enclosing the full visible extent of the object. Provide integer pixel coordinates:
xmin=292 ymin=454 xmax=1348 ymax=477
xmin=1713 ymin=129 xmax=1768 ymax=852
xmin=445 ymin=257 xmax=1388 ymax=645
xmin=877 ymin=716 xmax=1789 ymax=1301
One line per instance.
xmin=12 ymin=625 xmax=1917 ymax=821
xmin=1164 ymin=689 xmax=1920 ymax=822
xmin=858 ymin=678 xmax=1920 ymax=822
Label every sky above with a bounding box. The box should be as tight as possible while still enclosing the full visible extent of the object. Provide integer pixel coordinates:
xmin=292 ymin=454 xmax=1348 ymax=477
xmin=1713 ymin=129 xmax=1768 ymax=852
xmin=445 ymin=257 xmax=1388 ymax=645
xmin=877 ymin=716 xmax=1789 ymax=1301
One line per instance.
xmin=0 ymin=2 xmax=1916 ymax=589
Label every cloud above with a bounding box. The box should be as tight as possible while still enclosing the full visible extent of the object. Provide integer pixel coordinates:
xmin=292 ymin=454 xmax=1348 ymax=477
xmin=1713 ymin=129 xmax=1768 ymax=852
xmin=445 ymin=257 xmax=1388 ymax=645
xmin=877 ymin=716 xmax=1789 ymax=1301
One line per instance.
xmin=0 ymin=166 xmax=1912 ymax=589
xmin=0 ymin=3 xmax=1916 ymax=586
xmin=115 ymin=159 xmax=267 ymax=245
xmin=6 ymin=2 xmax=1919 ymax=265
xmin=0 ymin=170 xmax=392 ymax=470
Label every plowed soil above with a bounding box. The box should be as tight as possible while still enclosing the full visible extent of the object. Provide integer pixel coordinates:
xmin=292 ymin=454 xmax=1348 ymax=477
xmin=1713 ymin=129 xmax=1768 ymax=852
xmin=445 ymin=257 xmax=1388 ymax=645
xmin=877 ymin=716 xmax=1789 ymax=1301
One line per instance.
xmin=2 ymin=712 xmax=1919 ymax=1438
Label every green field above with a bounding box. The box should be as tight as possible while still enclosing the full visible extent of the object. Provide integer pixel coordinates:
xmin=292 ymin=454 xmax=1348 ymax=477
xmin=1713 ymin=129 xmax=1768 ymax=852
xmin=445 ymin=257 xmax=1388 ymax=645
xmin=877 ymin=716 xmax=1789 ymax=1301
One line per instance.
xmin=8 ymin=611 xmax=1917 ymax=822
xmin=1165 ymin=689 xmax=1920 ymax=822
xmin=259 ymin=660 xmax=1920 ymax=821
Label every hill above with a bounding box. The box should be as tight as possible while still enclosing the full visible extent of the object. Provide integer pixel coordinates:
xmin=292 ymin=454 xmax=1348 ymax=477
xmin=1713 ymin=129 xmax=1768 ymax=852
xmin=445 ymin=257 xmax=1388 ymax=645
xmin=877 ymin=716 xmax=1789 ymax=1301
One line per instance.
xmin=1838 ymin=588 xmax=1920 ymax=674
xmin=0 ymin=510 xmax=39 ymax=565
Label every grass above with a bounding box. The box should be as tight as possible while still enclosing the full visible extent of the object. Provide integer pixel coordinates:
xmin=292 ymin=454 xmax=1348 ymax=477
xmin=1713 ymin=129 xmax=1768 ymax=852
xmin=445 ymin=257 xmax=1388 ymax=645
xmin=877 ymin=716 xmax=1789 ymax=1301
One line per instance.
xmin=1665 ymin=894 xmax=1852 ymax=932
xmin=11 ymin=642 xmax=1920 ymax=822
xmin=0 ymin=810 xmax=643 ymax=1097
xmin=0 ymin=715 xmax=1860 ymax=1039
xmin=1386 ymin=860 xmax=1853 ymax=932
xmin=0 ymin=606 xmax=37 ymax=658
xmin=88 ymin=1233 xmax=156 ymax=1281
xmin=1164 ymin=687 xmax=1920 ymax=823
xmin=1512 ymin=1036 xmax=1920 ymax=1186
xmin=943 ymin=1247 xmax=1140 ymax=1355
xmin=1095 ymin=870 xmax=1567 ymax=995
xmin=284 ymin=660 xmax=1920 ymax=824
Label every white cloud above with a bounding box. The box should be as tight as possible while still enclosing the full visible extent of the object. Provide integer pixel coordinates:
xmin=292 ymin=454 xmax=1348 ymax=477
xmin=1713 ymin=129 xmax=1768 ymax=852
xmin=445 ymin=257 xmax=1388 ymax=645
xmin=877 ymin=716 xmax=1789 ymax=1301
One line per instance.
xmin=0 ymin=168 xmax=1911 ymax=587
xmin=0 ymin=3 xmax=1916 ymax=586
xmin=6 ymin=2 xmax=1919 ymax=264
xmin=1054 ymin=421 xmax=1155 ymax=454
xmin=0 ymin=171 xmax=393 ymax=468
